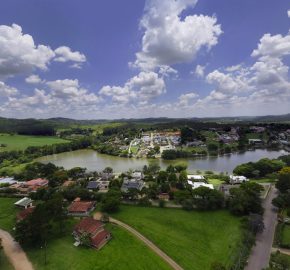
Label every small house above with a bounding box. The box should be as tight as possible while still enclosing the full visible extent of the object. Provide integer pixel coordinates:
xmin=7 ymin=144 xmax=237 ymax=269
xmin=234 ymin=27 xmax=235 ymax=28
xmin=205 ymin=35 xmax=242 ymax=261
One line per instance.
xmin=14 ymin=197 xmax=33 ymax=209
xmin=187 ymin=180 xmax=214 ymax=190
xmin=187 ymin=175 xmax=205 ymax=181
xmin=229 ymin=175 xmax=248 ymax=184
xmin=16 ymin=207 xmax=35 ymax=222
xmin=68 ymin=200 xmax=96 ymax=216
xmin=121 ymin=179 xmax=145 ymax=193
xmin=73 ymin=217 xmax=111 ymax=250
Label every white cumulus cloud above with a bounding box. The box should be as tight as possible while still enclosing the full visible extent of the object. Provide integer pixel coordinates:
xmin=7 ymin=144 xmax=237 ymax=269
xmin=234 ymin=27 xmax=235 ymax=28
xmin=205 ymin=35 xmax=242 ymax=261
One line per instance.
xmin=133 ymin=0 xmax=222 ymax=71
xmin=25 ymin=74 xmax=43 ymax=84
xmin=0 ymin=81 xmax=18 ymax=96
xmin=54 ymin=46 xmax=86 ymax=66
xmin=99 ymin=71 xmax=165 ymax=104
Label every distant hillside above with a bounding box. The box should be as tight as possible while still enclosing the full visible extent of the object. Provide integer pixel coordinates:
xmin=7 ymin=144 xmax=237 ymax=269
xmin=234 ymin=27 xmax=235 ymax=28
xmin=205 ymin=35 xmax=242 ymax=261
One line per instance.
xmin=0 ymin=113 xmax=290 ymax=135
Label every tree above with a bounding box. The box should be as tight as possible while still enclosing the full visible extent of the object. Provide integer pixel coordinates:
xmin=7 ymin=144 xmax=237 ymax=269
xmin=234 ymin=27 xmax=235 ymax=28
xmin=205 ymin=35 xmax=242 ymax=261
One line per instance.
xmin=228 ymin=182 xmax=264 ymax=215
xmin=268 ymin=251 xmax=290 ymax=270
xmin=179 ymin=170 xmax=187 ymax=183
xmin=247 ymin=213 xmax=264 ymax=234
xmin=157 ymin=171 xmax=168 ymax=183
xmin=79 ymin=232 xmax=92 ymax=247
xmin=192 ymin=187 xmax=224 ymax=210
xmin=166 ymin=165 xmax=175 ymax=173
xmin=276 ymin=172 xmax=290 ymax=193
xmin=168 ymin=173 xmax=177 ymax=183
xmin=67 ymin=167 xmax=86 ymax=179
xmin=103 ymin=167 xmax=113 ymax=174
xmin=207 ymin=143 xmax=218 ymax=152
xmin=101 ymin=190 xmax=121 ymax=213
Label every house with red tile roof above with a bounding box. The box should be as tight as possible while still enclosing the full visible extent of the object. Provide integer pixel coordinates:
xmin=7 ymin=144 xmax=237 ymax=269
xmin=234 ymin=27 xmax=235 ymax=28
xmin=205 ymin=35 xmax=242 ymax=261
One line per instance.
xmin=67 ymin=200 xmax=95 ymax=216
xmin=11 ymin=178 xmax=49 ymax=194
xmin=16 ymin=206 xmax=35 ymax=222
xmin=73 ymin=217 xmax=111 ymax=250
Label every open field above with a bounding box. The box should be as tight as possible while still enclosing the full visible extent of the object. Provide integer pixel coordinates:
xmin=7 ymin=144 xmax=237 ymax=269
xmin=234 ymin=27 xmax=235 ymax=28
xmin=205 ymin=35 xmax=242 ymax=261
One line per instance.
xmin=0 ymin=252 xmax=14 ymax=270
xmin=58 ymin=122 xmax=123 ymax=134
xmin=0 ymin=162 xmax=30 ymax=176
xmin=282 ymin=225 xmax=290 ymax=247
xmin=0 ymin=198 xmax=19 ymax=231
xmin=112 ymin=206 xmax=242 ymax=270
xmin=0 ymin=134 xmax=69 ymax=152
xmin=207 ymin=178 xmax=225 ymax=188
xmin=26 ymin=223 xmax=171 ymax=270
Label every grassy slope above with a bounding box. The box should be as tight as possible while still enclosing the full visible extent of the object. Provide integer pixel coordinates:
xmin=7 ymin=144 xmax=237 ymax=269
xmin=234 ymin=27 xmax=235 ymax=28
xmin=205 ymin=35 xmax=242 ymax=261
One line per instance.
xmin=27 ymin=223 xmax=171 ymax=270
xmin=0 ymin=198 xmax=170 ymax=270
xmin=113 ymin=206 xmax=242 ymax=270
xmin=282 ymin=225 xmax=290 ymax=246
xmin=0 ymin=134 xmax=68 ymax=152
xmin=0 ymin=252 xmax=14 ymax=270
xmin=0 ymin=198 xmax=19 ymax=231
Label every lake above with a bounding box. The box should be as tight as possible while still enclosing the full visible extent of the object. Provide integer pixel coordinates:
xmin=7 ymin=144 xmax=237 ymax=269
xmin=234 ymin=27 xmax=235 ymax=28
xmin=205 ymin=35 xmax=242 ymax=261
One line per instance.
xmin=36 ymin=149 xmax=288 ymax=173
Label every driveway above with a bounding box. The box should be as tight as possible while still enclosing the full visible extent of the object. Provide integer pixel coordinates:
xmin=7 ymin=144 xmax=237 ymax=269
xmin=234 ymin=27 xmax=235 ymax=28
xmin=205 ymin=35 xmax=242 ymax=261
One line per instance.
xmin=0 ymin=229 xmax=34 ymax=270
xmin=245 ymin=186 xmax=278 ymax=270
xmin=107 ymin=216 xmax=183 ymax=270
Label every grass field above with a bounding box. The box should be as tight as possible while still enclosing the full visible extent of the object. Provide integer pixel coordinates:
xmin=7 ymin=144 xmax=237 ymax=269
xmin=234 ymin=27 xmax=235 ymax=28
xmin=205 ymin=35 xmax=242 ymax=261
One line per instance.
xmin=26 ymin=223 xmax=171 ymax=270
xmin=207 ymin=178 xmax=225 ymax=188
xmin=281 ymin=225 xmax=290 ymax=247
xmin=112 ymin=206 xmax=242 ymax=270
xmin=130 ymin=146 xmax=139 ymax=154
xmin=0 ymin=252 xmax=14 ymax=270
xmin=0 ymin=134 xmax=69 ymax=152
xmin=0 ymin=197 xmax=19 ymax=231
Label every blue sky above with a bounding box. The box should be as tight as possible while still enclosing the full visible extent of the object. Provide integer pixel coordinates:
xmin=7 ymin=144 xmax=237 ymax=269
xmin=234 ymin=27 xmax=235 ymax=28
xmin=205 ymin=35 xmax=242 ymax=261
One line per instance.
xmin=0 ymin=0 xmax=289 ymax=119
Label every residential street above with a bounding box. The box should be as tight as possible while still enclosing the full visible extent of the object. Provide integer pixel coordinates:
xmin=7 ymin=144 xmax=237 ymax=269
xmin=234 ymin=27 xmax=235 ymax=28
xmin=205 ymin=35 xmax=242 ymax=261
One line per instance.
xmin=245 ymin=186 xmax=278 ymax=270
xmin=0 ymin=229 xmax=34 ymax=270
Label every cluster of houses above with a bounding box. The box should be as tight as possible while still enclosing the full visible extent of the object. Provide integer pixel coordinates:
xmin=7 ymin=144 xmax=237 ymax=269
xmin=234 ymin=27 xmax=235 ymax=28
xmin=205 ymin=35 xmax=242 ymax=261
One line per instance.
xmin=131 ymin=131 xmax=180 ymax=157
xmin=13 ymin=194 xmax=111 ymax=250
xmin=0 ymin=178 xmax=49 ymax=194
xmin=186 ymin=174 xmax=249 ymax=197
xmin=217 ymin=128 xmax=240 ymax=144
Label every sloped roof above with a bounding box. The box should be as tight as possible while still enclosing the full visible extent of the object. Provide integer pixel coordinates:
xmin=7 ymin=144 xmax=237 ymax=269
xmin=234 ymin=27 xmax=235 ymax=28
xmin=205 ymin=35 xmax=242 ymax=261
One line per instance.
xmin=17 ymin=207 xmax=35 ymax=221
xmin=74 ymin=217 xmax=104 ymax=235
xmin=15 ymin=197 xmax=33 ymax=207
xmin=68 ymin=201 xmax=95 ymax=213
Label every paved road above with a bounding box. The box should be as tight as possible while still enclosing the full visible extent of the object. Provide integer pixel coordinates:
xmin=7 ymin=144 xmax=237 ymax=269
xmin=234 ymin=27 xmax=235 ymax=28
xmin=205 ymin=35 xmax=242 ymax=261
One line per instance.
xmin=245 ymin=186 xmax=278 ymax=270
xmin=0 ymin=229 xmax=34 ymax=270
xmin=109 ymin=217 xmax=184 ymax=270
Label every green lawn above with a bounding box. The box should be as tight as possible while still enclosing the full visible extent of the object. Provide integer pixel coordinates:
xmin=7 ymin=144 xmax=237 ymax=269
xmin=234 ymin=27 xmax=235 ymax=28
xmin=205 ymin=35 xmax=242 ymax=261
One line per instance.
xmin=207 ymin=178 xmax=225 ymax=188
xmin=0 ymin=197 xmax=19 ymax=231
xmin=0 ymin=134 xmax=69 ymax=152
xmin=0 ymin=252 xmax=14 ymax=270
xmin=281 ymin=225 xmax=290 ymax=247
xmin=130 ymin=146 xmax=139 ymax=154
xmin=112 ymin=206 xmax=242 ymax=270
xmin=250 ymin=178 xmax=276 ymax=184
xmin=26 ymin=223 xmax=171 ymax=270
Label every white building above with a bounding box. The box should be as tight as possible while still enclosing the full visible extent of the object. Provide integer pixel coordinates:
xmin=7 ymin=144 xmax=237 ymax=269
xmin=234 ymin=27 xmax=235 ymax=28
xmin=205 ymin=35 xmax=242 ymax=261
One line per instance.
xmin=187 ymin=180 xmax=214 ymax=190
xmin=187 ymin=175 xmax=205 ymax=181
xmin=229 ymin=175 xmax=248 ymax=184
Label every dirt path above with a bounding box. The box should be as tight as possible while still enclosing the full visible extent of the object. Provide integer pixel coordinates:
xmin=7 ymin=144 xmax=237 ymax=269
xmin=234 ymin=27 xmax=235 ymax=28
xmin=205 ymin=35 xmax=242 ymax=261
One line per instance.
xmin=108 ymin=217 xmax=183 ymax=270
xmin=272 ymin=247 xmax=290 ymax=256
xmin=245 ymin=186 xmax=278 ymax=270
xmin=0 ymin=229 xmax=34 ymax=270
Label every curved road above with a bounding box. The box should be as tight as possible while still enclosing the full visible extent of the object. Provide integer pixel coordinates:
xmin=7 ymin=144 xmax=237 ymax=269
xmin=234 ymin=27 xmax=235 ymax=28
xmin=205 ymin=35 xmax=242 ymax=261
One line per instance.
xmin=109 ymin=217 xmax=183 ymax=270
xmin=245 ymin=186 xmax=278 ymax=270
xmin=0 ymin=229 xmax=34 ymax=270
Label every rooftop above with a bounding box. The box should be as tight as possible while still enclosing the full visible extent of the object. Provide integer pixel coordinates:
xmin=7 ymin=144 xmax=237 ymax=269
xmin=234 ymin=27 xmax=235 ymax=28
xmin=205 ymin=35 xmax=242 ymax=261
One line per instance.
xmin=68 ymin=201 xmax=95 ymax=213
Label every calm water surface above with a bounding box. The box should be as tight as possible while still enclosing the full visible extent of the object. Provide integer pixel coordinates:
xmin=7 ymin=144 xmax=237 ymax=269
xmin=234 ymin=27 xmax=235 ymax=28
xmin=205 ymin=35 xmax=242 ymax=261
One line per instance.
xmin=36 ymin=149 xmax=287 ymax=173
